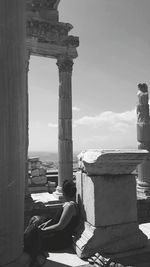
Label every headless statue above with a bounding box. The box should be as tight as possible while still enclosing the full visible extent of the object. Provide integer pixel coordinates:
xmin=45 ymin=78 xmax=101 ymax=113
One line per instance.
xmin=137 ymin=83 xmax=149 ymax=123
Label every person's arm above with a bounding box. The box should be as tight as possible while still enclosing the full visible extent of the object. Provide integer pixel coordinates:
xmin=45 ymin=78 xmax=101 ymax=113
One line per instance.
xmin=40 ymin=203 xmax=75 ymax=232
xmin=38 ymin=219 xmax=52 ymax=229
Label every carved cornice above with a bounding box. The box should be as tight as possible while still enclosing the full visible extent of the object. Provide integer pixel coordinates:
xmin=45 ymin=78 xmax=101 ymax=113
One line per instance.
xmin=27 ymin=19 xmax=79 ymax=48
xmin=27 ymin=19 xmax=73 ymax=42
xmin=27 ymin=0 xmax=60 ymax=10
xmin=61 ymin=36 xmax=79 ymax=48
xmin=57 ymin=58 xmax=73 ymax=73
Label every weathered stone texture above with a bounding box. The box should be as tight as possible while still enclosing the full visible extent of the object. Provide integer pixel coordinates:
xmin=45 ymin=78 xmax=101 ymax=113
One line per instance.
xmin=78 ymin=149 xmax=148 ymax=175
xmin=137 ymin=84 xmax=150 ymax=199
xmin=77 ymin=172 xmax=137 ymax=227
xmin=0 ymin=0 xmax=26 ymax=265
xmin=74 ymin=150 xmax=148 ymax=258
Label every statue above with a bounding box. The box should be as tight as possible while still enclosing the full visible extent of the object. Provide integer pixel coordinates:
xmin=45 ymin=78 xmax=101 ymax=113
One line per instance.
xmin=137 ymin=83 xmax=149 ymax=123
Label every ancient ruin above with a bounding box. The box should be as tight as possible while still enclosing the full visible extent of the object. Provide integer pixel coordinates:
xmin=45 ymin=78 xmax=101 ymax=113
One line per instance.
xmin=26 ymin=0 xmax=79 ymax=199
xmin=0 ymin=1 xmax=27 ymax=265
xmin=1 ymin=1 xmax=150 ymax=266
xmin=0 ymin=0 xmax=79 ymax=265
xmin=137 ymin=83 xmax=150 ymax=198
xmin=74 ymin=149 xmax=148 ymax=258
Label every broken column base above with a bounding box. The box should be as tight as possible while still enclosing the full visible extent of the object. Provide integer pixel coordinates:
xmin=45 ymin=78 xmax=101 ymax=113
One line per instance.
xmin=73 ymin=221 xmax=148 ymax=259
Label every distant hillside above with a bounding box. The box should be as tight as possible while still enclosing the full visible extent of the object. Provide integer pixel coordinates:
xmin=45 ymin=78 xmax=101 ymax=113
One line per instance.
xmin=28 ymin=151 xmax=79 ymax=163
xmin=28 ymin=151 xmax=58 ymax=163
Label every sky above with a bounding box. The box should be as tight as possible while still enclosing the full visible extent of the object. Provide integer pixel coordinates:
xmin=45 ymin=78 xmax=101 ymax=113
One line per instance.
xmin=29 ymin=0 xmax=150 ymax=152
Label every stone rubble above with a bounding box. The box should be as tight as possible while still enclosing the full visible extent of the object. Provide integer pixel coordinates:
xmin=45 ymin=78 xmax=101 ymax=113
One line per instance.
xmin=28 ymin=157 xmax=47 ymax=186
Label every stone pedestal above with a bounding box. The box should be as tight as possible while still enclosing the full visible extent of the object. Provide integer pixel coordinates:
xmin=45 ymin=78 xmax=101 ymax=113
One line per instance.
xmin=0 ymin=0 xmax=26 ymax=265
xmin=136 ymin=83 xmax=150 ymax=199
xmin=54 ymin=57 xmax=73 ymax=200
xmin=74 ymin=149 xmax=148 ymax=258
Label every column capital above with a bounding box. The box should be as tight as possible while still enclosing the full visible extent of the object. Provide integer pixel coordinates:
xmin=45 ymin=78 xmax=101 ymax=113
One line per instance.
xmin=57 ymin=57 xmax=73 ymax=73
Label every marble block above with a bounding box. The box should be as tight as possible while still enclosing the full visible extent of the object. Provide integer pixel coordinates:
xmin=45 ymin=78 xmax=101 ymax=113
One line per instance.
xmin=78 ymin=149 xmax=148 ymax=175
xmin=74 ymin=149 xmax=148 ymax=258
xmin=76 ymin=172 xmax=137 ymax=227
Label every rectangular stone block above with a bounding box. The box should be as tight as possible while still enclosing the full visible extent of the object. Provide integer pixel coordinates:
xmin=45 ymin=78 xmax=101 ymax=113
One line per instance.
xmin=76 ymin=172 xmax=137 ymax=227
xmin=75 ymin=149 xmax=148 ymax=258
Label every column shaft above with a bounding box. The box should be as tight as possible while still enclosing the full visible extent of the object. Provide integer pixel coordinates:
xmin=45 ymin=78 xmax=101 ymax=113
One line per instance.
xmin=0 ymin=1 xmax=26 ymax=265
xmin=25 ymin=51 xmax=30 ymax=198
xmin=137 ymin=83 xmax=150 ymax=198
xmin=56 ymin=58 xmax=73 ymax=196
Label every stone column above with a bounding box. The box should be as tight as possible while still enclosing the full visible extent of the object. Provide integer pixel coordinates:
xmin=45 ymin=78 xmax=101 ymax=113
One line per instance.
xmin=136 ymin=83 xmax=150 ymax=198
xmin=74 ymin=150 xmax=148 ymax=259
xmin=0 ymin=1 xmax=27 ymax=266
xmin=25 ymin=50 xmax=30 ymax=198
xmin=55 ymin=57 xmax=73 ymax=199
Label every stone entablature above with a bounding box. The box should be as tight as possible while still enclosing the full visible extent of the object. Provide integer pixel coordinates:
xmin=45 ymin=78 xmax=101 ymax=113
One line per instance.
xmin=26 ymin=0 xmax=79 ymax=58
xmin=27 ymin=19 xmax=79 ymax=47
xmin=26 ymin=0 xmax=60 ymax=11
xmin=27 ymin=0 xmax=60 ymax=10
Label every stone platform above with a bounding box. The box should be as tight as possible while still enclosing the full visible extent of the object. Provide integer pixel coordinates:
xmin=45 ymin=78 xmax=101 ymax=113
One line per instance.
xmin=24 ymin=193 xmax=150 ymax=266
xmin=38 ymin=223 xmax=150 ymax=266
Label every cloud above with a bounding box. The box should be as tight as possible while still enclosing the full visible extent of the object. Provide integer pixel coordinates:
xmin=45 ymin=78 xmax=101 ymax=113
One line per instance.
xmin=48 ymin=123 xmax=58 ymax=128
xmin=73 ymin=108 xmax=138 ymax=150
xmin=74 ymin=109 xmax=136 ymax=133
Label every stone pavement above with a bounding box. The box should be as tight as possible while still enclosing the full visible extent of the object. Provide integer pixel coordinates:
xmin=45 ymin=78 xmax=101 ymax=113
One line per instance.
xmin=43 ymin=248 xmax=89 ymax=267
xmin=7 ymin=224 xmax=150 ymax=267
xmin=38 ymin=223 xmax=150 ymax=267
xmin=24 ymin=194 xmax=150 ymax=267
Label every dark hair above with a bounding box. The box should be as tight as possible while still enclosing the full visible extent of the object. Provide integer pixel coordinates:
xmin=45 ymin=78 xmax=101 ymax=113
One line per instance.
xmin=62 ymin=180 xmax=76 ymax=198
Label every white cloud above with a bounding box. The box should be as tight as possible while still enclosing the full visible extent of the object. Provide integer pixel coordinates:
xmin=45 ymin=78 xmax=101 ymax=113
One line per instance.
xmin=48 ymin=123 xmax=58 ymax=128
xmin=73 ymin=108 xmax=137 ymax=150
xmin=72 ymin=106 xmax=80 ymax=112
xmin=74 ymin=109 xmax=136 ymax=133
